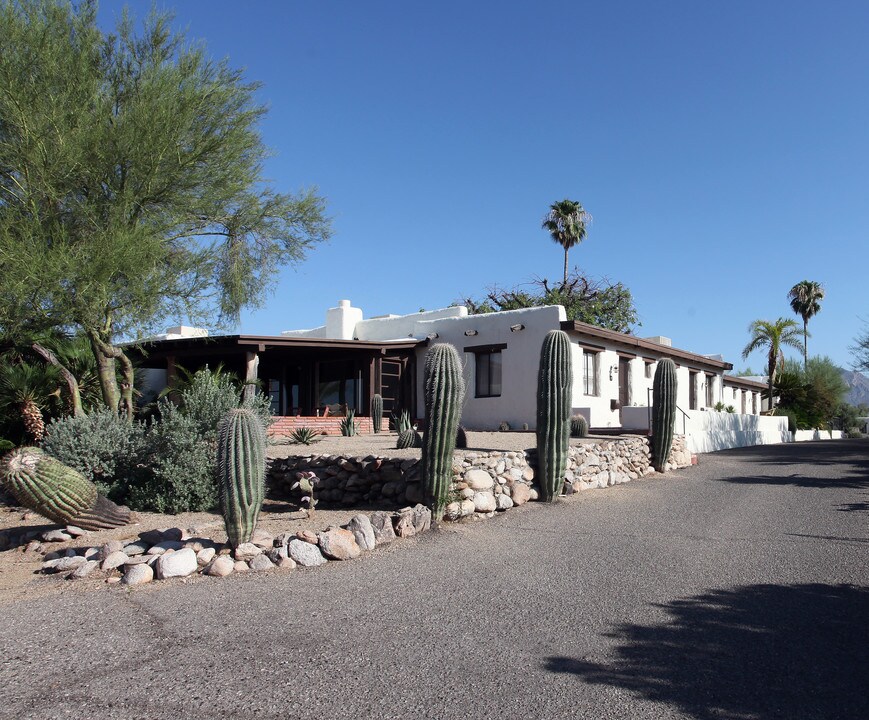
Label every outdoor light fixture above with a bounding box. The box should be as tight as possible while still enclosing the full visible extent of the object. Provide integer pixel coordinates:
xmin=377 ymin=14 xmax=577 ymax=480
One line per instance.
xmin=510 ymin=324 xmax=525 ymax=332
xmin=464 ymin=329 xmax=478 ymax=336
xmin=427 ymin=332 xmax=439 ymax=340
xmin=609 ymin=364 xmax=618 ymax=381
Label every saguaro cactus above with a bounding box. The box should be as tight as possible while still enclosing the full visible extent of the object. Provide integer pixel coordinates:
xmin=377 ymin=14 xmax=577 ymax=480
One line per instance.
xmin=536 ymin=330 xmax=573 ymax=501
xmin=651 ymin=358 xmax=677 ymax=472
xmin=0 ymin=447 xmax=131 ymax=529
xmin=371 ymin=394 xmax=383 ymax=433
xmin=420 ymin=343 xmax=464 ymax=522
xmin=217 ymin=408 xmax=267 ymax=548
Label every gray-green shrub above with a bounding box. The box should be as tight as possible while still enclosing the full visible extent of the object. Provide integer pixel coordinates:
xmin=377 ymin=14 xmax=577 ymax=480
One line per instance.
xmin=42 ymin=368 xmax=273 ymax=514
xmin=42 ymin=407 xmax=146 ymax=500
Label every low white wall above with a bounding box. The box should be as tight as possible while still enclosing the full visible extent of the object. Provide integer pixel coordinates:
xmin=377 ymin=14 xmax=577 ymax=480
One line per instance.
xmin=684 ymin=410 xmax=790 ymax=453
xmin=621 ymin=405 xmax=652 ymax=431
xmin=793 ymin=429 xmax=845 ymax=441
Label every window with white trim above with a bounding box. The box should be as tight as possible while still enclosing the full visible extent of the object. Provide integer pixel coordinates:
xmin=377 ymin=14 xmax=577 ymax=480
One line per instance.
xmin=583 ymin=351 xmax=599 ymax=396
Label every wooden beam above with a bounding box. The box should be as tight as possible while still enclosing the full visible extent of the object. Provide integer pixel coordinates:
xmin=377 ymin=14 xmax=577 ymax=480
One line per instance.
xmin=244 ymin=351 xmax=259 ymax=402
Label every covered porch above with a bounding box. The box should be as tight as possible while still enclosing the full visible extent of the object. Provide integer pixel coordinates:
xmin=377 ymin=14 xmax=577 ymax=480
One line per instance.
xmin=134 ymin=334 xmax=423 ymax=435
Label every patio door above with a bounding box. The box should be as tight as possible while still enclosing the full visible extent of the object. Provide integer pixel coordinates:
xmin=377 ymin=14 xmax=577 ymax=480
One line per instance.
xmin=618 ymin=357 xmax=631 ymax=407
xmin=379 ymin=358 xmax=403 ymax=416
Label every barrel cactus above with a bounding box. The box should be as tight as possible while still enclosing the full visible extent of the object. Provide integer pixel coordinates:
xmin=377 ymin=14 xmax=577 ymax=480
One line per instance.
xmin=0 ymin=447 xmax=131 ymax=529
xmin=217 ymin=408 xmax=267 ymax=548
xmin=371 ymin=394 xmax=383 ymax=433
xmin=536 ymin=330 xmax=573 ymax=501
xmin=420 ymin=344 xmax=464 ymax=522
xmin=651 ymin=358 xmax=677 ymax=472
xmin=570 ymin=414 xmax=589 ymax=438
xmin=396 ymin=427 xmax=422 ymax=449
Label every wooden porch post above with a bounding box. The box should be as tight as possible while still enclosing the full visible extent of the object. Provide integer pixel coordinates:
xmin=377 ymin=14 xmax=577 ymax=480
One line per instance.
xmin=244 ymin=351 xmax=259 ymax=402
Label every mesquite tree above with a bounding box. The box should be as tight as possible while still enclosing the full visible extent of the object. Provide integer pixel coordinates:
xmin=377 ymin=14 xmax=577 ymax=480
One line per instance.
xmin=0 ymin=2 xmax=330 ymax=415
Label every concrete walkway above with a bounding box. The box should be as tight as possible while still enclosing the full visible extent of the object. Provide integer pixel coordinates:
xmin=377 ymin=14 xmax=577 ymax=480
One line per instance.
xmin=3 ymin=440 xmax=867 ymax=719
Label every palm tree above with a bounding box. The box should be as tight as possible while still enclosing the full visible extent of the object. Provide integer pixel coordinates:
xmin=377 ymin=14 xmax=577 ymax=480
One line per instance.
xmin=741 ymin=318 xmax=804 ymax=413
xmin=0 ymin=362 xmax=62 ymax=442
xmin=787 ymin=280 xmax=825 ymax=369
xmin=542 ymin=199 xmax=591 ymax=286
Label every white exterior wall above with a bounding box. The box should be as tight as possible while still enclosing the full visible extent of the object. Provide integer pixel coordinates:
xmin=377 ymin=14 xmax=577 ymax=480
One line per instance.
xmin=685 ymin=411 xmax=790 ymax=453
xmin=412 ymin=305 xmax=566 ymax=431
xmin=356 ymin=306 xmax=467 ymax=341
xmin=571 ymin=346 xmax=621 ymax=427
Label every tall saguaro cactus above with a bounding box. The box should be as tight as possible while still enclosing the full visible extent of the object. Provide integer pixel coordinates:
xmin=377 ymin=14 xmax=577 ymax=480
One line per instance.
xmin=651 ymin=358 xmax=677 ymax=472
xmin=0 ymin=447 xmax=131 ymax=529
xmin=217 ymin=408 xmax=267 ymax=548
xmin=536 ymin=330 xmax=573 ymax=501
xmin=420 ymin=344 xmax=464 ymax=523
xmin=371 ymin=393 xmax=383 ymax=433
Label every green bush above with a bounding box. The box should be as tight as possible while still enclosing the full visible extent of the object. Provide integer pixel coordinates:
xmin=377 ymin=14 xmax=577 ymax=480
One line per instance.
xmin=128 ymin=401 xmax=218 ymax=514
xmin=42 ymin=407 xmax=146 ymax=500
xmin=0 ymin=439 xmax=14 ymax=453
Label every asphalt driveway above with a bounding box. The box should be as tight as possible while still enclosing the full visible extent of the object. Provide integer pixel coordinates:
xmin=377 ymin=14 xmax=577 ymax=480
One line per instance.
xmin=2 ymin=439 xmax=867 ymax=720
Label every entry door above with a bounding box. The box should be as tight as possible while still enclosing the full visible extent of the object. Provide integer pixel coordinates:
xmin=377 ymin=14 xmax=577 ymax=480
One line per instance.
xmin=618 ymin=357 xmax=631 ymax=406
xmin=689 ymin=371 xmax=698 ymax=410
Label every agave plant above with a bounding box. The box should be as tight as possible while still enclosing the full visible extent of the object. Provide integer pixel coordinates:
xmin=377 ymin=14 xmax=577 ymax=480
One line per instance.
xmin=340 ymin=408 xmax=359 ymax=436
xmin=289 ymin=426 xmax=320 ymax=445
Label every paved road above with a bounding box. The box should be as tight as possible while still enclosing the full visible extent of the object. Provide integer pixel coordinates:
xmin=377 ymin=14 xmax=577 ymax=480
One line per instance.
xmin=3 ymin=440 xmax=867 ymax=720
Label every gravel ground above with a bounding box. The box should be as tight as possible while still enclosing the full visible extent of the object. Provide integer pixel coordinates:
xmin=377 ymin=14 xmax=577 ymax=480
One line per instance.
xmin=267 ymin=430 xmax=625 ymax=459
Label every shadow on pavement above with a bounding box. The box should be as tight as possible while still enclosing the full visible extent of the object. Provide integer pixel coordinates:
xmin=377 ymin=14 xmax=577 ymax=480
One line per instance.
xmin=544 ymin=583 xmax=869 ymax=720
xmin=706 ymin=440 xmax=869 ymax=490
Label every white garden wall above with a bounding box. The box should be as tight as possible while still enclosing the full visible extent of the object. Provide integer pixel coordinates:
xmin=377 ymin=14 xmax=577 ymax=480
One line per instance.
xmin=684 ymin=410 xmax=790 ymax=453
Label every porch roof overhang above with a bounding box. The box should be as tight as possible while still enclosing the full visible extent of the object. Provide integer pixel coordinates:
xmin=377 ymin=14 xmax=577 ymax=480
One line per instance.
xmin=722 ymin=375 xmax=767 ymax=391
xmin=559 ymin=320 xmax=734 ymax=373
xmin=132 ymin=333 xmax=425 ymax=360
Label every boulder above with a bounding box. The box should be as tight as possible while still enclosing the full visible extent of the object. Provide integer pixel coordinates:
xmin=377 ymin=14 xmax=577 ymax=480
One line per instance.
xmin=288 ymin=538 xmax=328 ymax=567
xmin=510 ymin=483 xmax=532 ymax=505
xmin=369 ymin=511 xmax=396 ymax=544
xmin=472 ymin=491 xmax=496 ymax=513
xmin=205 ymin=555 xmax=235 ymax=577
xmin=465 ymin=469 xmax=494 ymax=490
xmin=346 ymin=514 xmax=376 ymax=551
xmin=318 ymin=528 xmax=361 ymax=561
xmin=249 ymin=553 xmax=275 ymax=572
xmin=122 ymin=564 xmax=154 ymax=586
xmin=155 ymin=548 xmax=197 ymax=580
xmin=233 ymin=543 xmax=262 ymax=562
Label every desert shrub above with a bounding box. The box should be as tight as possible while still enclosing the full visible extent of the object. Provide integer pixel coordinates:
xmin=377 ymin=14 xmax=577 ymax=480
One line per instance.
xmin=0 ymin=439 xmax=14 ymax=453
xmin=846 ymin=429 xmax=864 ymax=439
xmin=42 ymin=407 xmax=147 ymax=500
xmin=41 ymin=368 xmax=273 ymax=514
xmin=127 ymin=400 xmax=218 ymax=514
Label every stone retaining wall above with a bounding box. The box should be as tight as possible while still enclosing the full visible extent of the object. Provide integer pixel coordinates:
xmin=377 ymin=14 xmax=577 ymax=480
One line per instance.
xmin=269 ymin=435 xmax=692 ymax=520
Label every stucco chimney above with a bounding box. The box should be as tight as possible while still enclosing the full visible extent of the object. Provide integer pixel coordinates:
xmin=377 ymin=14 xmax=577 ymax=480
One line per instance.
xmin=644 ymin=336 xmax=672 ymax=347
xmin=325 ymin=299 xmax=363 ymax=340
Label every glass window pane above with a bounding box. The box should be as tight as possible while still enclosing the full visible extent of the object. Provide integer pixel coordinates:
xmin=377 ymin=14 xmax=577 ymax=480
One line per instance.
xmin=489 ymin=352 xmax=502 ymax=396
xmin=476 ymin=353 xmax=489 ymax=397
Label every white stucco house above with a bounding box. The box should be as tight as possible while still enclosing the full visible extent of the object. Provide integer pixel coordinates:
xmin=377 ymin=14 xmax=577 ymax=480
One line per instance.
xmin=136 ymin=299 xmax=773 ymax=449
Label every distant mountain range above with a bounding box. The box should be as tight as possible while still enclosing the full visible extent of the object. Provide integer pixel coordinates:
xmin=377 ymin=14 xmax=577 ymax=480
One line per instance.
xmin=840 ymin=368 xmax=869 ymax=408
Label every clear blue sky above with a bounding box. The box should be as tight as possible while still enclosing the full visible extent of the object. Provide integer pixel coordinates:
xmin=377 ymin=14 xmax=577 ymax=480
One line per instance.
xmin=100 ymin=1 xmax=868 ymax=371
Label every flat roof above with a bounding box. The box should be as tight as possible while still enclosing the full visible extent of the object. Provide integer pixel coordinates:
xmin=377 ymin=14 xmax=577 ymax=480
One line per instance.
xmin=722 ymin=375 xmax=767 ymax=391
xmin=134 ymin=334 xmax=424 ymax=353
xmin=560 ymin=320 xmax=734 ymax=372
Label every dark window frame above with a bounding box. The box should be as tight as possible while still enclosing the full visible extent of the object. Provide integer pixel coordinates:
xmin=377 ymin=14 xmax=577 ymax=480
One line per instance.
xmin=473 ymin=349 xmax=503 ymax=398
